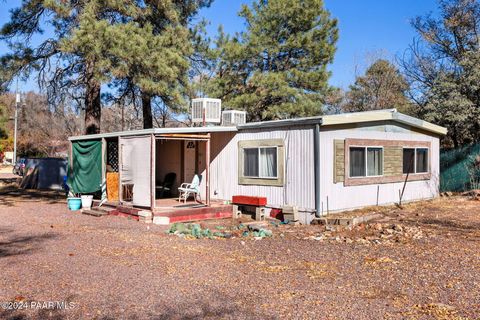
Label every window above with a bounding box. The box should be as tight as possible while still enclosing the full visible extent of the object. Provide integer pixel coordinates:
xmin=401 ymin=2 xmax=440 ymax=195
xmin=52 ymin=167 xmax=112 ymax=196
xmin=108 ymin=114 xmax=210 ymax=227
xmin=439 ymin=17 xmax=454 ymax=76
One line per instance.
xmin=403 ymin=148 xmax=429 ymax=174
xmin=243 ymin=147 xmax=277 ymax=178
xmin=349 ymin=147 xmax=383 ymax=177
xmin=238 ymin=139 xmax=284 ymax=186
xmin=403 ymin=148 xmax=415 ymax=174
xmin=416 ymin=148 xmax=428 ymax=173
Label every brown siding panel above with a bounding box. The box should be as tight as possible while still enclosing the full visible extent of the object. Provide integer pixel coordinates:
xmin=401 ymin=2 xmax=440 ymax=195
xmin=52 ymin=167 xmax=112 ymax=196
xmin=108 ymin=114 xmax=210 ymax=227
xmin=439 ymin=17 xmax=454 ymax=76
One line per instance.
xmin=334 ymin=140 xmax=345 ymax=183
xmin=384 ymin=146 xmax=403 ymax=176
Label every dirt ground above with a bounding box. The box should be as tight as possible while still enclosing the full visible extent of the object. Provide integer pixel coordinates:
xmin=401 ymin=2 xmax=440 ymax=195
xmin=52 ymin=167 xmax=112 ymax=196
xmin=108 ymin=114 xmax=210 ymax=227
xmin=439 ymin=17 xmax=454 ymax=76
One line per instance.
xmin=0 ymin=176 xmax=479 ymax=319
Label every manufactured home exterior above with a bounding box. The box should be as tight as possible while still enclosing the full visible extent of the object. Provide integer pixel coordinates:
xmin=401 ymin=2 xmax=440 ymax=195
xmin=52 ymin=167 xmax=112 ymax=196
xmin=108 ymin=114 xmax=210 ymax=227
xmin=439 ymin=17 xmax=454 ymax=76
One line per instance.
xmin=68 ymin=109 xmax=446 ymax=224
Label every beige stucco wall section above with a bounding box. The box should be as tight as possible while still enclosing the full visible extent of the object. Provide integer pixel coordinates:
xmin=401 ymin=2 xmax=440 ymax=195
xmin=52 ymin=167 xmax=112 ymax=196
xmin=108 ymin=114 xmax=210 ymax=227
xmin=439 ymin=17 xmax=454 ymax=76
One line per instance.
xmin=199 ymin=126 xmax=316 ymax=211
xmin=319 ymin=122 xmax=441 ymax=213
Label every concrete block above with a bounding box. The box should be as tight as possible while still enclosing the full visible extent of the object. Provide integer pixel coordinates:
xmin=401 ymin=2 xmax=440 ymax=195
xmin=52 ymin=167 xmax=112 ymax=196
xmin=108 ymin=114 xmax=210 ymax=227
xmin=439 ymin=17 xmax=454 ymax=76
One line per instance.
xmin=153 ymin=216 xmax=170 ymax=225
xmin=255 ymin=207 xmax=265 ymax=221
xmin=138 ymin=210 xmax=153 ymax=218
xmin=232 ymin=205 xmax=242 ymax=219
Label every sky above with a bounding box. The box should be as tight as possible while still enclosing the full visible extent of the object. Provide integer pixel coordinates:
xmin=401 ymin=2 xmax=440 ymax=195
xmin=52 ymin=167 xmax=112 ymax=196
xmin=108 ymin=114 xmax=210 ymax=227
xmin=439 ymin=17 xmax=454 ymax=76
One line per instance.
xmin=0 ymin=0 xmax=440 ymax=92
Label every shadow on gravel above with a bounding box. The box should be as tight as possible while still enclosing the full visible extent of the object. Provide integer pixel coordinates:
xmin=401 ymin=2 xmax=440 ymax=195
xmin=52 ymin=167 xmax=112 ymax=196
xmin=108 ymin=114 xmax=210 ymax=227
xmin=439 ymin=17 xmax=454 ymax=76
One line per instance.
xmin=0 ymin=227 xmax=58 ymax=259
xmin=145 ymin=297 xmax=272 ymax=320
xmin=0 ymin=189 xmax=65 ymax=207
xmin=420 ymin=218 xmax=480 ymax=230
xmin=0 ymin=307 xmax=66 ymax=320
xmin=402 ymin=216 xmax=480 ymax=239
xmin=0 ymin=296 xmax=269 ymax=320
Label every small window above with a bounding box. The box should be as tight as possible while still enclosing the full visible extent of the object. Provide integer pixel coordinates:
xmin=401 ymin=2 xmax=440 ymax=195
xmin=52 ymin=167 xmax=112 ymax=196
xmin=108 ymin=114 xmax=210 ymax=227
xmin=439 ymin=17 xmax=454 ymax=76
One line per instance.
xmin=403 ymin=148 xmax=429 ymax=174
xmin=349 ymin=147 xmax=383 ymax=177
xmin=243 ymin=147 xmax=277 ymax=179
xmin=403 ymin=148 xmax=415 ymax=174
xmin=350 ymin=147 xmax=366 ymax=177
xmin=416 ymin=148 xmax=429 ymax=173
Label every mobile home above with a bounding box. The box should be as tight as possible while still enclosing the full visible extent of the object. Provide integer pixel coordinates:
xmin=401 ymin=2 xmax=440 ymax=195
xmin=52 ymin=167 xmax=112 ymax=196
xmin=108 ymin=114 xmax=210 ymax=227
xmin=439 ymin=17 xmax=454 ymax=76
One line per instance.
xmin=68 ymin=109 xmax=446 ymax=224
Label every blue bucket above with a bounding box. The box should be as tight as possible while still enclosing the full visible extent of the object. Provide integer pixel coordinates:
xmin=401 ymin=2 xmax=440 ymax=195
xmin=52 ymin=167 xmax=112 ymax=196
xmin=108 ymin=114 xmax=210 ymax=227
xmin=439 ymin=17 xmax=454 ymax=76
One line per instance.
xmin=67 ymin=197 xmax=82 ymax=211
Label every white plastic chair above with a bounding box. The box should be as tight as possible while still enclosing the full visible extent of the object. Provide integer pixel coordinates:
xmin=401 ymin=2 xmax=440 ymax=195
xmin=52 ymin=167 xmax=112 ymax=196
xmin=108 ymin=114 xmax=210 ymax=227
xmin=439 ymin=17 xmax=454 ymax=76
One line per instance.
xmin=178 ymin=174 xmax=201 ymax=203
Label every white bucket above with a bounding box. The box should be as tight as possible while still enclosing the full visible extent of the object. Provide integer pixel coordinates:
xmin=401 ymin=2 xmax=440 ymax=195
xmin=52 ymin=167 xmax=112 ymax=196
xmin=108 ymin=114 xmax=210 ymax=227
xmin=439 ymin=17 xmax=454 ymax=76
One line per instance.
xmin=81 ymin=195 xmax=94 ymax=209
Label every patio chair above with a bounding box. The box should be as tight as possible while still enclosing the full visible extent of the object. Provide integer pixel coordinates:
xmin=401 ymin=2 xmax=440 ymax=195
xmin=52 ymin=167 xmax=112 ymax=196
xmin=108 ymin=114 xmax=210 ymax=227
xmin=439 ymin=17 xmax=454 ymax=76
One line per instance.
xmin=156 ymin=172 xmax=176 ymax=198
xmin=178 ymin=174 xmax=201 ymax=203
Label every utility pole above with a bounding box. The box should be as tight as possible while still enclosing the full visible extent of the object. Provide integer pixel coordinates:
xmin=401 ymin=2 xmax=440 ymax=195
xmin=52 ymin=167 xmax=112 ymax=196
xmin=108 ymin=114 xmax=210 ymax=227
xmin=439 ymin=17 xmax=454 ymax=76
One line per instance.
xmin=13 ymin=79 xmax=20 ymax=164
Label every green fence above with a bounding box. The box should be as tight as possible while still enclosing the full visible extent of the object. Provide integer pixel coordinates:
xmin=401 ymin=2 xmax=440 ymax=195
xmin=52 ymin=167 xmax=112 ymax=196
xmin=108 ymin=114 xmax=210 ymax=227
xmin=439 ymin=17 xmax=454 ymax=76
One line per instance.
xmin=440 ymin=143 xmax=480 ymax=192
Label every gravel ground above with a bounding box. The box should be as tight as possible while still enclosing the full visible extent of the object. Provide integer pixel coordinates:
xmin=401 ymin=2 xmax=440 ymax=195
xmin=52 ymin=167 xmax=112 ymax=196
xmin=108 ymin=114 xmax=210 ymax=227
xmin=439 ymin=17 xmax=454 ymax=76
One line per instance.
xmin=0 ymin=182 xmax=479 ymax=319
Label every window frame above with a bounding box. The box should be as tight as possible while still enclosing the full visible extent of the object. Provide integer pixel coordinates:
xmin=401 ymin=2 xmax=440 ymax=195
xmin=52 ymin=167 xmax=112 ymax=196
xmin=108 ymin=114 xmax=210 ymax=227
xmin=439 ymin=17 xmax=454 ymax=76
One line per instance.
xmin=343 ymin=138 xmax=431 ymax=187
xmin=348 ymin=146 xmax=384 ymax=178
xmin=238 ymin=139 xmax=285 ymax=186
xmin=242 ymin=146 xmax=279 ymax=179
xmin=402 ymin=147 xmax=429 ymax=175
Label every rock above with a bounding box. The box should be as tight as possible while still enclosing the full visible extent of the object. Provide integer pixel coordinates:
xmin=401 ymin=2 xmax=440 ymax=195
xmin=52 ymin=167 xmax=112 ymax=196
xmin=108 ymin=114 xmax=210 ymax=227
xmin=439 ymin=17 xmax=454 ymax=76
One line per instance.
xmin=372 ymin=223 xmax=383 ymax=231
xmin=384 ymin=228 xmax=394 ymax=234
xmin=392 ymin=224 xmax=403 ymax=232
xmin=325 ymin=225 xmax=336 ymax=232
xmin=356 ymin=238 xmax=370 ymax=245
xmin=345 ymin=238 xmax=353 ymax=244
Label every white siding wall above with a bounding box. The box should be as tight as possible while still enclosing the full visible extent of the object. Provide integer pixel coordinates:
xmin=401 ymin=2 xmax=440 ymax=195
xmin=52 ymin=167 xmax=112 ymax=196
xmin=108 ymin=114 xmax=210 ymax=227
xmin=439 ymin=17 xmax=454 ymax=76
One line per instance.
xmin=319 ymin=124 xmax=440 ymax=213
xmin=197 ymin=122 xmax=440 ymax=218
xmin=200 ymin=126 xmax=316 ymax=211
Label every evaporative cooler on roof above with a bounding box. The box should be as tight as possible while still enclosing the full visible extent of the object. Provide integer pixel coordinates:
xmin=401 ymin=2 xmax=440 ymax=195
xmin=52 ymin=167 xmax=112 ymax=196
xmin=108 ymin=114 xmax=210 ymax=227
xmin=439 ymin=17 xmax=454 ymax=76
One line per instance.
xmin=191 ymin=98 xmax=221 ymax=124
xmin=222 ymin=110 xmax=246 ymax=126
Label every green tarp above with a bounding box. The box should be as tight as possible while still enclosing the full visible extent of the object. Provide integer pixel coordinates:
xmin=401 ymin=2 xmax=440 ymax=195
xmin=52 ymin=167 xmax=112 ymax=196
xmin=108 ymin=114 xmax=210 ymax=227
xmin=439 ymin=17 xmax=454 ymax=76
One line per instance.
xmin=68 ymin=140 xmax=102 ymax=194
xmin=440 ymin=143 xmax=480 ymax=192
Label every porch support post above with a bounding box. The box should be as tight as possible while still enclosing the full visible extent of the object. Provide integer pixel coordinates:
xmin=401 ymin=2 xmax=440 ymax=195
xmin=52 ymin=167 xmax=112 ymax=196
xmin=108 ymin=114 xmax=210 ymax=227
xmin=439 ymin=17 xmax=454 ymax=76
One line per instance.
xmin=150 ymin=133 xmax=155 ymax=212
xmin=101 ymin=138 xmax=106 ymax=182
xmin=118 ymin=137 xmax=123 ymax=204
xmin=206 ymin=133 xmax=211 ymax=206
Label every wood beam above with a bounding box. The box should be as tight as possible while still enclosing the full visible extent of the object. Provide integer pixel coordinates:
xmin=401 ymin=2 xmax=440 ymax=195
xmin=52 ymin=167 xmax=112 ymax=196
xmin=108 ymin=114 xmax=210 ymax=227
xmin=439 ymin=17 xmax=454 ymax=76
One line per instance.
xmin=206 ymin=133 xmax=211 ymax=206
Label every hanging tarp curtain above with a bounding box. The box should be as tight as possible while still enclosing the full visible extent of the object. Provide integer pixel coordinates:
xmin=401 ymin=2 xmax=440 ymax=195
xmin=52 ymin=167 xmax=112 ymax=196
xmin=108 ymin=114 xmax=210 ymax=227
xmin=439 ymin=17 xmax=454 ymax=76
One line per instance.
xmin=68 ymin=140 xmax=102 ymax=194
xmin=120 ymin=135 xmax=152 ymax=207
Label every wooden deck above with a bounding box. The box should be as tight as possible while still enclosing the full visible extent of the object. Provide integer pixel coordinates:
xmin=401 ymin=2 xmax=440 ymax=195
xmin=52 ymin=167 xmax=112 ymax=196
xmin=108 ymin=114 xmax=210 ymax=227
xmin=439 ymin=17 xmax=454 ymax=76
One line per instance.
xmin=153 ymin=198 xmax=232 ymax=224
xmin=92 ymin=198 xmax=232 ymax=224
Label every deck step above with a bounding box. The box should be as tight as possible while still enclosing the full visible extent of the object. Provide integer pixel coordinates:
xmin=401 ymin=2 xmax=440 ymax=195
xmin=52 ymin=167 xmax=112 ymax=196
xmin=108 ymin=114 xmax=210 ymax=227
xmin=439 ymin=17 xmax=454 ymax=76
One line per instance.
xmin=82 ymin=209 xmax=108 ymax=217
xmin=153 ymin=205 xmax=233 ymax=225
xmin=92 ymin=205 xmax=116 ymax=213
xmin=116 ymin=205 xmax=142 ymax=215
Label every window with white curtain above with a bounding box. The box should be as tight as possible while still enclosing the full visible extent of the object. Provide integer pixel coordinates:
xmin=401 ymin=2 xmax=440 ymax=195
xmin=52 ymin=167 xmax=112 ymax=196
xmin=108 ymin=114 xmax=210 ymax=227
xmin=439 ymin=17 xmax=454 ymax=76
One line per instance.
xmin=243 ymin=147 xmax=278 ymax=178
xmin=403 ymin=148 xmax=429 ymax=174
xmin=349 ymin=147 xmax=383 ymax=177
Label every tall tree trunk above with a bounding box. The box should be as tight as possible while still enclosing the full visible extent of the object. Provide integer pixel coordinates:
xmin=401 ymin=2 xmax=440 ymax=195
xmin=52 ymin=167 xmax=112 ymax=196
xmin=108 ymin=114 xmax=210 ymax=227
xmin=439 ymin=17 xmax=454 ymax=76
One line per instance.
xmin=85 ymin=61 xmax=101 ymax=135
xmin=142 ymin=92 xmax=153 ymax=129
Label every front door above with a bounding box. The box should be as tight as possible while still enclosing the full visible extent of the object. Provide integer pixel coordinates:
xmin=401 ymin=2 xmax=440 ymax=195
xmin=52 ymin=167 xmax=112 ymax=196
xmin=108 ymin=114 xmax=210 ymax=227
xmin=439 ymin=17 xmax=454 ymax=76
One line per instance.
xmin=184 ymin=140 xmax=196 ymax=183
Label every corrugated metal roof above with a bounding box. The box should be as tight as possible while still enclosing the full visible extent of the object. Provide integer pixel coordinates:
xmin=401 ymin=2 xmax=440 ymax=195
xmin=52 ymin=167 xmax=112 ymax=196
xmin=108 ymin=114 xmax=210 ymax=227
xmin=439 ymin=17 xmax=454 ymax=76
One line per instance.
xmin=320 ymin=109 xmax=447 ymax=135
xmin=68 ymin=109 xmax=447 ymax=141
xmin=238 ymin=109 xmax=447 ymax=135
xmin=68 ymin=126 xmax=238 ymax=141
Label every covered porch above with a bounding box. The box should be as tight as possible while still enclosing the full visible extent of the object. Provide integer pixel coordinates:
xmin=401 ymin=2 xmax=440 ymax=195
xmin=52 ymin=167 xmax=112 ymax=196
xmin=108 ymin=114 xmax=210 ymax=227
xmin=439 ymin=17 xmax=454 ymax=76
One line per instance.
xmin=110 ymin=132 xmax=212 ymax=211
xmin=68 ymin=127 xmax=236 ymax=222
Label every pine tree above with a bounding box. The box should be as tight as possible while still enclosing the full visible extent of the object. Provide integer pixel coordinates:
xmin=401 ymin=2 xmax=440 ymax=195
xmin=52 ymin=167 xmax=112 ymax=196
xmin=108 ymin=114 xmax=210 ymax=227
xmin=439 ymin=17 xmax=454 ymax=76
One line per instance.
xmin=0 ymin=0 xmax=109 ymax=134
xmin=401 ymin=0 xmax=480 ymax=147
xmin=344 ymin=59 xmax=411 ymax=113
xmin=207 ymin=0 xmax=338 ymax=121
xmin=1 ymin=0 xmax=210 ymax=133
xmin=108 ymin=1 xmax=213 ymax=129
